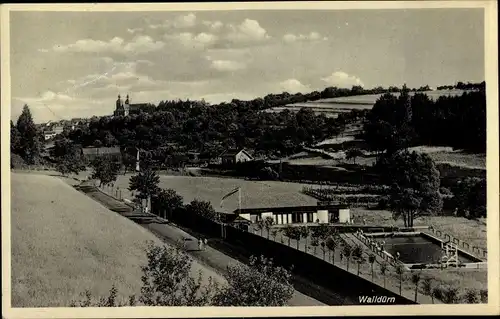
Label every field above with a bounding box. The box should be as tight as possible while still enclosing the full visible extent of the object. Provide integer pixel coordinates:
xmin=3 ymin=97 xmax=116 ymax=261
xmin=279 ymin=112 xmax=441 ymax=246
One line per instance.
xmin=316 ymin=89 xmax=467 ymax=104
xmin=10 ymin=173 xmax=224 ymax=307
xmin=113 ymin=174 xmax=317 ymax=213
xmin=265 ymin=90 xmax=467 ymax=118
xmin=286 ymin=149 xmax=486 ymax=170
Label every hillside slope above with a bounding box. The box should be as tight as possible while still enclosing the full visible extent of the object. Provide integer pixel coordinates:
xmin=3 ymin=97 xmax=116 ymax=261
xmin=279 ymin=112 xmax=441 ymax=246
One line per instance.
xmin=10 ymin=173 xmax=223 ymax=307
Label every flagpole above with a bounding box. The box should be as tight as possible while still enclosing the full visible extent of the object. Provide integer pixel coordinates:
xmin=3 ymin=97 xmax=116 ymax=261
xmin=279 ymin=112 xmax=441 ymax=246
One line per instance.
xmin=238 ymin=187 xmax=241 ymax=215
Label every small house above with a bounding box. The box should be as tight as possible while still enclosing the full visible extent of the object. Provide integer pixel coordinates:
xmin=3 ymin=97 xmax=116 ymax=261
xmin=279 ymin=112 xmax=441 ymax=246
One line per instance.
xmin=219 ymin=148 xmax=253 ymax=166
xmin=43 ymin=131 xmax=57 ymax=140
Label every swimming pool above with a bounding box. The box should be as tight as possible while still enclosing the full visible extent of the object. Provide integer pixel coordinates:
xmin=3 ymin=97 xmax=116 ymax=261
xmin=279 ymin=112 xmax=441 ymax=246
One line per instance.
xmin=373 ymin=234 xmax=479 ymax=264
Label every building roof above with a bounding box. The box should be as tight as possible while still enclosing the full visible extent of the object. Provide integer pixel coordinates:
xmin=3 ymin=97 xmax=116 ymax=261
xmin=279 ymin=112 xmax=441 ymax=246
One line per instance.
xmin=219 ymin=148 xmax=253 ymax=158
xmin=129 ymin=103 xmax=150 ymax=110
xmin=44 ymin=131 xmax=56 ymax=135
xmin=233 ymin=204 xmax=349 ymax=215
xmin=82 ymin=147 xmax=121 ymax=156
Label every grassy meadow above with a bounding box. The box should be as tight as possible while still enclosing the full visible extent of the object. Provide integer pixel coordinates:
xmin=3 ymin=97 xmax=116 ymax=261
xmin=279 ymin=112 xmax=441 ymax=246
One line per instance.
xmin=10 ymin=173 xmax=224 ymax=307
xmin=112 ymin=174 xmax=317 ymax=213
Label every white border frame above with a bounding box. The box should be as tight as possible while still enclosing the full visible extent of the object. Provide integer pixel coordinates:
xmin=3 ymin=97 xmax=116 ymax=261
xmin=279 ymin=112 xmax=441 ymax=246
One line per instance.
xmin=2 ymin=1 xmax=498 ymax=317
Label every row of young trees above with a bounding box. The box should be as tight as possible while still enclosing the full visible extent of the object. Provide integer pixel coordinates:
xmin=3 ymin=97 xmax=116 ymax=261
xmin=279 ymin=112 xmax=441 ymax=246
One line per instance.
xmin=268 ymin=224 xmax=486 ymax=304
xmin=362 ymin=84 xmax=486 ymax=154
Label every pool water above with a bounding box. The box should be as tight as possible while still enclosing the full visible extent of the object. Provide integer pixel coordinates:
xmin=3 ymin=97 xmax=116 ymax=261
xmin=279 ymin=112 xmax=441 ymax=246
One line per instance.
xmin=375 ymin=235 xmax=477 ymax=264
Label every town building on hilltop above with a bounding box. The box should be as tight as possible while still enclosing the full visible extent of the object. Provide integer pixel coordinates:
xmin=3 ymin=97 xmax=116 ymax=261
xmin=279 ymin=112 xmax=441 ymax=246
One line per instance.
xmin=113 ymin=94 xmax=150 ymax=117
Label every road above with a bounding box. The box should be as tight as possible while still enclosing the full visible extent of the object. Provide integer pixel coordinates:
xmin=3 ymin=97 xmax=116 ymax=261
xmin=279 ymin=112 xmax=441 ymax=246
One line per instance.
xmin=141 ymin=222 xmax=327 ymax=306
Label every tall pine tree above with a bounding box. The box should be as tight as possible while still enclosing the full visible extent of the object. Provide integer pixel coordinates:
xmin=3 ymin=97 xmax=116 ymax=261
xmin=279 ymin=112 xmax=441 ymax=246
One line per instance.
xmin=16 ymin=105 xmax=41 ymax=164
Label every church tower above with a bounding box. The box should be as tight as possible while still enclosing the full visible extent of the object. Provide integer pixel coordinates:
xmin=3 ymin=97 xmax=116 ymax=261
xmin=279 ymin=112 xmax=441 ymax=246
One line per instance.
xmin=114 ymin=94 xmax=124 ymax=116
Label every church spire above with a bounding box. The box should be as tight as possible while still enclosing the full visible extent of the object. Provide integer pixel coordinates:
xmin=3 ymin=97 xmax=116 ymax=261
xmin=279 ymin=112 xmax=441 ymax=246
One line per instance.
xmin=125 ymin=94 xmax=130 ymax=105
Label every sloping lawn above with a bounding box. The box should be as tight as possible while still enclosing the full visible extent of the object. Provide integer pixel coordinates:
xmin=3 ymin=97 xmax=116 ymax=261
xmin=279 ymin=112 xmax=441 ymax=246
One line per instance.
xmin=10 ymin=173 xmax=223 ymax=307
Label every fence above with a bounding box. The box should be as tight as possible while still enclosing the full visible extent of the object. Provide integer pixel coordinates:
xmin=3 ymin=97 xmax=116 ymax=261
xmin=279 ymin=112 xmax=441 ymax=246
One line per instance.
xmin=159 ymin=207 xmax=415 ymax=305
xmin=426 ymin=226 xmax=487 ymax=260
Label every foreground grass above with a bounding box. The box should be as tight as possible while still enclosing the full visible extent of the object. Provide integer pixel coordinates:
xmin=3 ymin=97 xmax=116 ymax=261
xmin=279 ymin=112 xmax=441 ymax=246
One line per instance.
xmin=10 ymin=173 xmax=223 ymax=307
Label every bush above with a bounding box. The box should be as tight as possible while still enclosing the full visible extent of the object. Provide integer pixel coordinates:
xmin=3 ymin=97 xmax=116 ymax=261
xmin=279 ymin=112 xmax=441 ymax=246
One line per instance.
xmin=72 ymin=243 xmax=295 ymax=307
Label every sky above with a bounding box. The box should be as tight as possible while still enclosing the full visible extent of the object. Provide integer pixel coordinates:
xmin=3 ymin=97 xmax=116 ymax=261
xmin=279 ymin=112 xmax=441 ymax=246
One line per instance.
xmin=10 ymin=8 xmax=485 ymax=123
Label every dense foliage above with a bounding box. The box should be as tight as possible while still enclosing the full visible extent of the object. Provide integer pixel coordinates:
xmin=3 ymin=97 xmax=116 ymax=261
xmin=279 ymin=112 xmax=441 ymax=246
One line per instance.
xmin=50 ymin=138 xmax=86 ymax=176
xmin=377 ymin=150 xmax=443 ymax=227
xmin=362 ymin=84 xmax=486 ymax=153
xmin=62 ymin=86 xmax=382 ymax=159
xmin=90 ymin=157 xmax=120 ymax=187
xmin=73 ymin=243 xmax=295 ymax=307
xmin=12 ymin=105 xmax=43 ymax=164
xmin=451 ymin=177 xmax=487 ymax=219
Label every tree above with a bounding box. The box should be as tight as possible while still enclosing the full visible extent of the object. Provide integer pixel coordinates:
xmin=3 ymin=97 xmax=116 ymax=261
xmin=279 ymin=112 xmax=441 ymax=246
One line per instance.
xmin=368 ymin=254 xmax=376 ymax=282
xmin=51 ymin=138 xmax=85 ymax=177
xmin=463 ymin=289 xmax=479 ymax=304
xmin=362 ymin=89 xmax=415 ymax=156
xmin=263 ymin=217 xmax=274 ymax=239
xmin=320 ymin=241 xmax=327 ymax=260
xmin=310 ymin=237 xmax=319 ymax=254
xmin=151 ymin=188 xmax=184 ymax=220
xmin=442 ymin=286 xmax=459 ymax=304
xmin=346 ymin=148 xmax=363 ymax=165
xmin=325 ymin=235 xmax=340 ymax=263
xmin=380 ymin=261 xmax=388 ymax=288
xmin=411 ymin=271 xmax=421 ymax=302
xmin=270 ymin=229 xmax=279 ymax=241
xmin=254 ymin=219 xmax=264 ymax=236
xmin=10 ymin=120 xmax=21 ymax=153
xmin=128 ymin=168 xmax=160 ymax=202
xmin=282 ymin=226 xmax=301 ymax=249
xmin=421 ymin=277 xmax=434 ymax=304
xmin=90 ymin=157 xmax=120 ymax=187
xmin=186 ymin=199 xmax=217 ymax=220
xmin=214 ymin=255 xmax=294 ymax=306
xmin=299 ymin=226 xmax=310 ymax=252
xmin=139 ymin=243 xmax=218 ymax=306
xmin=342 ymin=243 xmax=353 ymax=271
xmin=479 ymin=289 xmax=488 ymax=303
xmin=351 ymin=244 xmax=365 ymax=275
xmin=122 ymin=152 xmax=137 ymax=175
xmin=378 ymin=150 xmax=443 ymax=227
xmin=452 ymin=178 xmax=486 ymax=219
xmin=395 ymin=264 xmax=405 ymax=295
xmin=16 ymin=105 xmax=42 ymax=164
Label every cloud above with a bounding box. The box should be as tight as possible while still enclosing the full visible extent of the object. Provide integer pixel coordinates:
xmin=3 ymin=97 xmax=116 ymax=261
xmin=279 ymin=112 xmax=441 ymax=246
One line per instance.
xmin=127 ymin=27 xmax=143 ymax=34
xmin=12 ymin=92 xmax=113 ymax=123
xmin=122 ymin=35 xmax=165 ymax=54
xmin=48 ymin=35 xmax=164 ymax=55
xmin=210 ymin=60 xmax=247 ymax=72
xmin=321 ymin=71 xmax=364 ymax=88
xmin=202 ymin=20 xmax=224 ymax=31
xmin=283 ymin=31 xmax=328 ymax=43
xmin=52 ymin=37 xmax=124 ymax=53
xmin=226 ymin=19 xmax=270 ymax=43
xmin=166 ymin=32 xmax=218 ymax=49
xmin=149 ymin=13 xmax=197 ymax=30
xmin=174 ymin=13 xmax=197 ymax=28
xmin=279 ymin=79 xmax=310 ymax=93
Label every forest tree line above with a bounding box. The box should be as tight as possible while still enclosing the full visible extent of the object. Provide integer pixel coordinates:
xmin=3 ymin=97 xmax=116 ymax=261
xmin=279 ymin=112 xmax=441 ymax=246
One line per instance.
xmin=362 ymin=84 xmax=486 ymax=154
